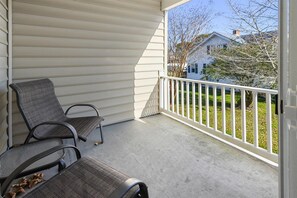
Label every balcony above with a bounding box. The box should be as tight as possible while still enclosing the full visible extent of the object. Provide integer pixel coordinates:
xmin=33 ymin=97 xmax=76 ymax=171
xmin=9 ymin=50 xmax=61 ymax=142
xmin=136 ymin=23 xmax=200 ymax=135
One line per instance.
xmin=78 ymin=114 xmax=278 ymax=197
xmin=0 ymin=1 xmax=281 ymax=196
xmin=63 ymin=76 xmax=279 ymax=197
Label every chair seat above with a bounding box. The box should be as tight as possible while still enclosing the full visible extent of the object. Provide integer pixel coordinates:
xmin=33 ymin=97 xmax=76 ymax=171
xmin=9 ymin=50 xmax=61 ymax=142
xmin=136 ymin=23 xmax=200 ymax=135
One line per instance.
xmin=0 ymin=139 xmax=63 ymax=183
xmin=23 ymin=157 xmax=139 ymax=198
xmin=34 ymin=116 xmax=104 ymax=140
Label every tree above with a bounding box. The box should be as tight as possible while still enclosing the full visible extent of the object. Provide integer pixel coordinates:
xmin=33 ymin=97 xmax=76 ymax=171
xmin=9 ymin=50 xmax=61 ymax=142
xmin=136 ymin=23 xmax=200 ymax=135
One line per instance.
xmin=204 ymin=0 xmax=278 ymax=107
xmin=168 ymin=4 xmax=213 ymax=77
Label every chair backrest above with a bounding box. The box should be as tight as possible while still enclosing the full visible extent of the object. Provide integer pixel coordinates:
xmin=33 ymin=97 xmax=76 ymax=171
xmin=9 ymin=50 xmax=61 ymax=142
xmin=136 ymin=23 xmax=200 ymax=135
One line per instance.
xmin=10 ymin=79 xmax=66 ymax=130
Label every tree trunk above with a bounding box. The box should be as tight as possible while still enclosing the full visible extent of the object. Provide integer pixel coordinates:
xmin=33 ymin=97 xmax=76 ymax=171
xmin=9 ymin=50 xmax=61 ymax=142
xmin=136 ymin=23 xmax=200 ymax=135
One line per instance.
xmin=236 ymin=90 xmax=253 ymax=109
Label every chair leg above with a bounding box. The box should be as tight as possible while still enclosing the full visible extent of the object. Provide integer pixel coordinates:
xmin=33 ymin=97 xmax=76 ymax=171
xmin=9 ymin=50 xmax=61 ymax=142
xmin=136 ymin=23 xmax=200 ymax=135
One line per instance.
xmin=99 ymin=124 xmax=104 ymax=143
xmin=132 ymin=183 xmax=149 ymax=198
xmin=138 ymin=183 xmax=149 ymax=198
xmin=58 ymin=159 xmax=66 ymax=172
xmin=94 ymin=124 xmax=104 ymax=145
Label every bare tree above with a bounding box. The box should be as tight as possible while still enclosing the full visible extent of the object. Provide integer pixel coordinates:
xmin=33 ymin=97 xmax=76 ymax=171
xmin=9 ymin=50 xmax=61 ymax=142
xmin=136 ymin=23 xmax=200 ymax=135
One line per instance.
xmin=168 ymin=4 xmax=213 ymax=77
xmin=207 ymin=0 xmax=278 ymax=88
xmin=229 ymin=0 xmax=278 ymax=72
xmin=204 ymin=0 xmax=278 ymax=108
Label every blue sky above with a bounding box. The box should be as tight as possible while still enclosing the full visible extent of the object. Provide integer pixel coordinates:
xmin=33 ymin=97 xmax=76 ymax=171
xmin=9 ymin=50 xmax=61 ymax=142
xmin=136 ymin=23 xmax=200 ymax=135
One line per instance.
xmin=175 ymin=0 xmax=249 ymax=35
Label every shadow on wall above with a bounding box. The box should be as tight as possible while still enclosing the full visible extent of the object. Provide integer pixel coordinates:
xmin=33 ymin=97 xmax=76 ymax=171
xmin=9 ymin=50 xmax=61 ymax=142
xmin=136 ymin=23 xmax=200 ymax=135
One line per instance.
xmin=11 ymin=0 xmax=164 ymax=145
xmin=138 ymin=84 xmax=160 ymax=118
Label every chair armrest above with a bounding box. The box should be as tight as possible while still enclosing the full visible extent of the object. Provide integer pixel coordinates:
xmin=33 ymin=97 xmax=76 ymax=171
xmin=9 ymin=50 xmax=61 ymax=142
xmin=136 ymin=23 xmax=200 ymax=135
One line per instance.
xmin=65 ymin=104 xmax=100 ymax=117
xmin=25 ymin=121 xmax=79 ymax=146
xmin=1 ymin=145 xmax=81 ymax=196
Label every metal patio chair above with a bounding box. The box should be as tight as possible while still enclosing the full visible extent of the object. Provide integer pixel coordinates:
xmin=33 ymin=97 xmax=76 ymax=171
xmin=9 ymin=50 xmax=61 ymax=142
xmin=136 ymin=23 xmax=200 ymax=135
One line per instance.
xmin=0 ymin=138 xmax=65 ymax=185
xmin=1 ymin=145 xmax=149 ymax=198
xmin=10 ymin=79 xmax=104 ymax=146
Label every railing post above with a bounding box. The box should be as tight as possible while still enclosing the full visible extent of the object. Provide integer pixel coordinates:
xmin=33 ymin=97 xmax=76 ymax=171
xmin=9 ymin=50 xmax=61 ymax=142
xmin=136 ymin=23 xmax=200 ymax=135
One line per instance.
xmin=253 ymin=92 xmax=259 ymax=147
xmin=176 ymin=80 xmax=180 ymax=115
xmin=231 ymin=88 xmax=236 ymax=138
xmin=186 ymin=82 xmax=190 ymax=119
xmin=213 ymin=86 xmax=217 ymax=131
xmin=181 ymin=81 xmax=185 ymax=117
xmin=206 ymin=85 xmax=209 ymax=127
xmin=164 ymin=77 xmax=168 ymax=110
xmin=171 ymin=79 xmax=175 ymax=113
xmin=241 ymin=90 xmax=246 ymax=142
xmin=199 ymin=83 xmax=202 ymax=124
xmin=266 ymin=93 xmax=272 ymax=153
xmin=159 ymin=77 xmax=164 ymax=109
xmin=167 ymin=78 xmax=171 ymax=111
xmin=222 ymin=87 xmax=226 ymax=134
xmin=192 ymin=82 xmax=196 ymax=122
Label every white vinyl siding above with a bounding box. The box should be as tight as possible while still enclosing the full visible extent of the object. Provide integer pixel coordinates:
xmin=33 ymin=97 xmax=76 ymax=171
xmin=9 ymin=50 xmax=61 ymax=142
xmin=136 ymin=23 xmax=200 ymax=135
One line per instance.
xmin=0 ymin=0 xmax=8 ymax=153
xmin=12 ymin=0 xmax=164 ymax=144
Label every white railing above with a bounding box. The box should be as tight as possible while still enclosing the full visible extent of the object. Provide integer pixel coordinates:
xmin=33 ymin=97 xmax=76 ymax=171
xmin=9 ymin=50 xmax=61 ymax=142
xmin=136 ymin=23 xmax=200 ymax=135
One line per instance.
xmin=160 ymin=76 xmax=279 ymax=164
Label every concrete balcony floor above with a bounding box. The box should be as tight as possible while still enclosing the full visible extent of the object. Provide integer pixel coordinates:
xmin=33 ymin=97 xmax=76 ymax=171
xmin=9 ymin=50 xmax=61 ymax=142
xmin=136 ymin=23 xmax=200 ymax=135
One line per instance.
xmin=78 ymin=114 xmax=278 ymax=198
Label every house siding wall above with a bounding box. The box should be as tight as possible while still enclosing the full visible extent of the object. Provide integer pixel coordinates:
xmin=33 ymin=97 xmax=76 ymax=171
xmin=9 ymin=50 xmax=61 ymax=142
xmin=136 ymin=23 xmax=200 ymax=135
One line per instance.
xmin=187 ymin=36 xmax=230 ymax=82
xmin=12 ymin=0 xmax=164 ymax=144
xmin=0 ymin=0 xmax=8 ymax=152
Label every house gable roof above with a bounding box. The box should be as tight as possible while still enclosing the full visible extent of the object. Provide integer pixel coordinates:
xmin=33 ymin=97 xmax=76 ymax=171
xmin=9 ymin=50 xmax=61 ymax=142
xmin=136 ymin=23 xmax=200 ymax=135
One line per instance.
xmin=189 ymin=31 xmax=245 ymax=56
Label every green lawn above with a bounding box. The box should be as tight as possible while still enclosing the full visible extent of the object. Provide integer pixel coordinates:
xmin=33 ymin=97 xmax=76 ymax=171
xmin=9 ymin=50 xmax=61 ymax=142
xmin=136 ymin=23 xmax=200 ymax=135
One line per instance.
xmin=170 ymin=87 xmax=279 ymax=154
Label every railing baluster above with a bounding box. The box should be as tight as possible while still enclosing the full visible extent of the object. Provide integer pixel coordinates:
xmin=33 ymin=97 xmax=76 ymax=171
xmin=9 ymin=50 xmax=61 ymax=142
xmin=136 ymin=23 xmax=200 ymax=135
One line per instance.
xmin=222 ymin=87 xmax=226 ymax=134
xmin=181 ymin=81 xmax=184 ymax=117
xmin=171 ymin=79 xmax=175 ymax=113
xmin=186 ymin=82 xmax=190 ymax=119
xmin=159 ymin=77 xmax=164 ymax=109
xmin=167 ymin=79 xmax=171 ymax=111
xmin=266 ymin=93 xmax=272 ymax=153
xmin=176 ymin=80 xmax=180 ymax=115
xmin=253 ymin=92 xmax=259 ymax=147
xmin=213 ymin=86 xmax=217 ymax=131
xmin=241 ymin=90 xmax=246 ymax=142
xmin=231 ymin=88 xmax=236 ymax=138
xmin=164 ymin=78 xmax=170 ymax=111
xmin=192 ymin=83 xmax=196 ymax=122
xmin=199 ymin=83 xmax=202 ymax=124
xmin=206 ymin=85 xmax=209 ymax=127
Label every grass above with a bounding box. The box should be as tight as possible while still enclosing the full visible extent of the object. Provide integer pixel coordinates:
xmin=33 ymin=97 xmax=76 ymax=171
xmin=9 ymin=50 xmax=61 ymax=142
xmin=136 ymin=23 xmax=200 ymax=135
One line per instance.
xmin=170 ymin=87 xmax=279 ymax=154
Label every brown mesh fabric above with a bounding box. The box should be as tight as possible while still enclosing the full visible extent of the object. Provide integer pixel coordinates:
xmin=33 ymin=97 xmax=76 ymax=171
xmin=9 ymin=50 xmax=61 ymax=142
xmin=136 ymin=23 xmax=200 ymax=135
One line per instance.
xmin=36 ymin=116 xmax=103 ymax=139
xmin=10 ymin=79 xmax=66 ymax=131
xmin=23 ymin=157 xmax=138 ymax=198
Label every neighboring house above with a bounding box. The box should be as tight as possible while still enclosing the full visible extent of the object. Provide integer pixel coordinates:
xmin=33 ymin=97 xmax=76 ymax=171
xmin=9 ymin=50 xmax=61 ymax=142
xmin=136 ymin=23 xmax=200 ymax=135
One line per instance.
xmin=187 ymin=30 xmax=244 ymax=83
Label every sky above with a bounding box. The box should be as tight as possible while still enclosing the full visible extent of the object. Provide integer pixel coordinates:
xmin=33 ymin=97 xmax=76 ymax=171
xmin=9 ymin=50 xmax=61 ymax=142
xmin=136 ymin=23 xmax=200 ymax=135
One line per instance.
xmin=172 ymin=0 xmax=250 ymax=35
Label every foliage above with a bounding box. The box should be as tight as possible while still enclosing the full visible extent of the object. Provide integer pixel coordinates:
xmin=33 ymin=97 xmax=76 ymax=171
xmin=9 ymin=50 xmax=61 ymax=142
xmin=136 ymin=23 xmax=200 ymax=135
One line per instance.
xmin=206 ymin=40 xmax=278 ymax=89
xmin=204 ymin=0 xmax=278 ymax=89
xmin=168 ymin=3 xmax=213 ymax=77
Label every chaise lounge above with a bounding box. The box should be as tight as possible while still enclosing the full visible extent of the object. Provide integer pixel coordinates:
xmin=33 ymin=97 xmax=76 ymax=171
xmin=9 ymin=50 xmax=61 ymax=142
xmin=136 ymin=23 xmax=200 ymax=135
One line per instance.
xmin=1 ymin=145 xmax=149 ymax=198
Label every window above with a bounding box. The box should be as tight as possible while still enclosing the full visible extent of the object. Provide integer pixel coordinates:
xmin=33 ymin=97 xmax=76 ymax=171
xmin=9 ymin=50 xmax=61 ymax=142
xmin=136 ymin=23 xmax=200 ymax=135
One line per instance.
xmin=188 ymin=65 xmax=191 ymax=73
xmin=207 ymin=45 xmax=211 ymax=54
xmin=202 ymin=64 xmax=207 ymax=74
xmin=207 ymin=45 xmax=217 ymax=54
xmin=192 ymin=65 xmax=195 ymax=73
xmin=195 ymin=64 xmax=198 ymax=74
xmin=217 ymin=44 xmax=228 ymax=50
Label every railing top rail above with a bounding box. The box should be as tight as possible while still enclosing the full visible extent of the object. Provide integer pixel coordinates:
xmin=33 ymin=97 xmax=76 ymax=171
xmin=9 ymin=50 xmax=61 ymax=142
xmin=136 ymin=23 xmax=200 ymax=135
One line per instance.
xmin=161 ymin=76 xmax=278 ymax=94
